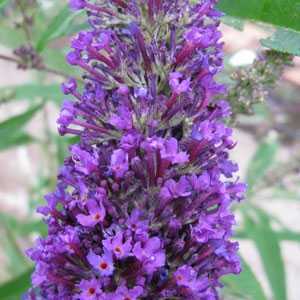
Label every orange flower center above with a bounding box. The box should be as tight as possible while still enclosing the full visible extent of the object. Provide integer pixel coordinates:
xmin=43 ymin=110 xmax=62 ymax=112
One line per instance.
xmin=88 ymin=287 xmax=95 ymax=295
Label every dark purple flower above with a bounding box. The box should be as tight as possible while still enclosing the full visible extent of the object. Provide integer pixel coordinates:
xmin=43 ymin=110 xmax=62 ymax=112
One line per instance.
xmin=160 ymin=138 xmax=189 ymax=165
xmin=160 ymin=177 xmax=191 ymax=201
xmin=174 ymin=265 xmax=209 ymax=292
xmin=109 ymin=106 xmax=133 ymax=130
xmin=103 ymin=231 xmax=132 ymax=259
xmin=78 ymin=278 xmax=101 ymax=299
xmin=69 ymin=0 xmax=86 ymax=10
xmin=77 ymin=199 xmax=106 ymax=227
xmin=71 ymin=145 xmax=98 ymax=175
xmin=61 ymin=77 xmax=77 ymax=95
xmin=87 ymin=249 xmax=114 ymax=276
xmin=133 ymin=237 xmax=166 ymax=273
xmin=169 ymin=72 xmax=191 ymax=95
xmin=110 ymin=149 xmax=129 ymax=178
xmin=113 ymin=284 xmax=144 ymax=300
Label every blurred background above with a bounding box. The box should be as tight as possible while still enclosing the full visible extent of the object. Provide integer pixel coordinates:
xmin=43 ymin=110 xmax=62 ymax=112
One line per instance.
xmin=0 ymin=1 xmax=299 ymax=299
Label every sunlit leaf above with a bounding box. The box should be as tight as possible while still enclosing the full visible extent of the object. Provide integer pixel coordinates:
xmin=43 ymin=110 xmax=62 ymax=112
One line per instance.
xmin=218 ymin=0 xmax=300 ymax=32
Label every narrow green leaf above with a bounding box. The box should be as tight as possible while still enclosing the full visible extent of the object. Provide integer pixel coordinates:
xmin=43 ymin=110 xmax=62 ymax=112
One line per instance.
xmin=276 ymin=230 xmax=300 ymax=242
xmin=42 ymin=48 xmax=77 ymax=75
xmin=1 ymin=220 xmax=29 ymax=276
xmin=36 ymin=6 xmax=82 ymax=52
xmin=0 ymin=84 xmax=61 ymax=103
xmin=246 ymin=133 xmax=278 ymax=195
xmin=218 ymin=0 xmax=300 ymax=32
xmin=261 ymin=28 xmax=300 ymax=56
xmin=0 ymin=0 xmax=10 ymax=9
xmin=0 ymin=268 xmax=33 ymax=299
xmin=0 ymin=213 xmax=47 ymax=236
xmin=223 ymin=257 xmax=267 ymax=300
xmin=0 ymin=132 xmax=34 ymax=151
xmin=0 ymin=104 xmax=42 ymax=136
xmin=0 ymin=25 xmax=24 ymax=48
xmin=36 ymin=6 xmax=70 ymax=52
xmin=245 ymin=213 xmax=287 ymax=300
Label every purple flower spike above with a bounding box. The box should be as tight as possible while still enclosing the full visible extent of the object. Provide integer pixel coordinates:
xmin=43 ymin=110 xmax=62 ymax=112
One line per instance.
xmin=26 ymin=1 xmax=245 ymax=299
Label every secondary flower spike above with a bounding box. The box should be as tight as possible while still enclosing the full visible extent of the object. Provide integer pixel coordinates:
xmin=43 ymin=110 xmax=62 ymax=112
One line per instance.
xmin=25 ymin=0 xmax=246 ymax=299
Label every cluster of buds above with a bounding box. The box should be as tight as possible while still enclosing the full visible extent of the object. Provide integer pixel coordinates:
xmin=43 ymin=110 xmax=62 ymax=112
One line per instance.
xmin=25 ymin=1 xmax=245 ymax=299
xmin=13 ymin=45 xmax=44 ymax=70
xmin=228 ymin=50 xmax=293 ymax=119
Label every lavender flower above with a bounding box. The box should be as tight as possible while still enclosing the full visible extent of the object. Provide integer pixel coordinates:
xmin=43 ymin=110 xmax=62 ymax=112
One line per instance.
xmin=25 ymin=0 xmax=246 ymax=299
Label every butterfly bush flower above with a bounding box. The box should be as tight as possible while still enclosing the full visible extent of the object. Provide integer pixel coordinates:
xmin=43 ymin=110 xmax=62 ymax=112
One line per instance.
xmin=25 ymin=0 xmax=246 ymax=299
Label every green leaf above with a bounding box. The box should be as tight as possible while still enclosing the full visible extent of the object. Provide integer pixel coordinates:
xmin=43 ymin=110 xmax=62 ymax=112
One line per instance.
xmin=0 ymin=132 xmax=34 ymax=151
xmin=0 ymin=268 xmax=33 ymax=299
xmin=0 ymin=25 xmax=24 ymax=48
xmin=221 ymin=16 xmax=245 ymax=31
xmin=36 ymin=6 xmax=70 ymax=52
xmin=0 ymin=0 xmax=10 ymax=9
xmin=217 ymin=0 xmax=300 ymax=32
xmin=246 ymin=133 xmax=278 ymax=196
xmin=0 ymin=104 xmax=42 ymax=136
xmin=261 ymin=28 xmax=300 ymax=56
xmin=0 ymin=84 xmax=62 ymax=103
xmin=0 ymin=216 xmax=30 ymax=277
xmin=0 ymin=104 xmax=42 ymax=150
xmin=0 ymin=213 xmax=47 ymax=236
xmin=245 ymin=212 xmax=287 ymax=300
xmin=223 ymin=257 xmax=267 ymax=300
xmin=42 ymin=48 xmax=76 ymax=75
xmin=36 ymin=6 xmax=83 ymax=52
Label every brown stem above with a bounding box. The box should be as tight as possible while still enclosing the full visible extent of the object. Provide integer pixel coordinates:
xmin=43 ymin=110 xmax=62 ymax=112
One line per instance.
xmin=15 ymin=0 xmax=32 ymax=43
xmin=0 ymin=53 xmax=83 ymax=81
xmin=0 ymin=54 xmax=20 ymax=64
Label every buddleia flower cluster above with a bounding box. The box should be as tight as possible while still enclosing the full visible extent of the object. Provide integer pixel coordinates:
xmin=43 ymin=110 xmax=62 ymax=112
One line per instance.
xmin=25 ymin=0 xmax=246 ymax=299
